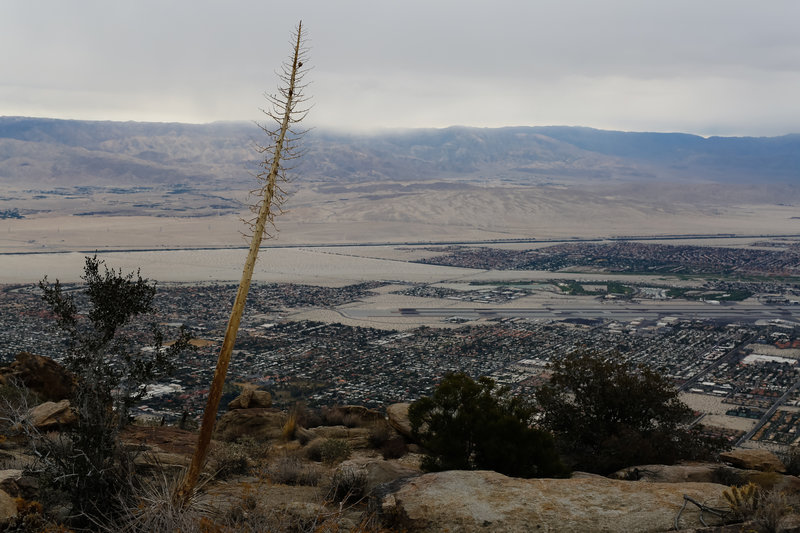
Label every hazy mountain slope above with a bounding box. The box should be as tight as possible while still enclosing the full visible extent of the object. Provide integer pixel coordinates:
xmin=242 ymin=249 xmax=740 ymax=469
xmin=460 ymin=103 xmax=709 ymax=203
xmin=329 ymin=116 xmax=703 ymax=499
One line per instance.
xmin=0 ymin=117 xmax=797 ymax=188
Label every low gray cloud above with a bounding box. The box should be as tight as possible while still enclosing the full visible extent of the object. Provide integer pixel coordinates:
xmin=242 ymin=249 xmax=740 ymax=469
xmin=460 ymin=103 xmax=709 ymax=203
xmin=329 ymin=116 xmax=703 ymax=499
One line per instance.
xmin=1 ymin=0 xmax=798 ymax=136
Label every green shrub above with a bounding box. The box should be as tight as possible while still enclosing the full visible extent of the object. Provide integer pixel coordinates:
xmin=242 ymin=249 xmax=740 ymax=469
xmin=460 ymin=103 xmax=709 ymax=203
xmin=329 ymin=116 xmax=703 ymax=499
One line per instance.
xmin=305 ymin=437 xmax=351 ymax=465
xmin=409 ymin=373 xmax=567 ymax=478
xmin=35 ymin=256 xmax=193 ymax=525
xmin=320 ymin=438 xmax=351 ymax=465
xmin=535 ymin=350 xmax=727 ymax=474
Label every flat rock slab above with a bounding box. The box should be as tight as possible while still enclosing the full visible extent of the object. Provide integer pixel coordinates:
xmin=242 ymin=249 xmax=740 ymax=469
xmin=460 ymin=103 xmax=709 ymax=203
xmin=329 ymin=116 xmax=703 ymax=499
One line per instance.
xmin=378 ymin=470 xmax=729 ymax=532
xmin=719 ymin=448 xmax=785 ymax=473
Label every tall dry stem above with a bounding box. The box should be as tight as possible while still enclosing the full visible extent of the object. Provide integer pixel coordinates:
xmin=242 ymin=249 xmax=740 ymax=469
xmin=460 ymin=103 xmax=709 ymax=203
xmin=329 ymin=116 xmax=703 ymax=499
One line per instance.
xmin=180 ymin=21 xmax=310 ymax=500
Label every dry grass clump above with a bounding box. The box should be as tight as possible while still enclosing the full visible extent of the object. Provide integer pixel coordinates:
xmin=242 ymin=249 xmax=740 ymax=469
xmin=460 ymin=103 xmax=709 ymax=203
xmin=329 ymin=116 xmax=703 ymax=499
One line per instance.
xmin=105 ymin=470 xmax=216 ymax=533
xmin=267 ymin=456 xmax=322 ymax=487
xmin=281 ymin=412 xmax=298 ymax=441
xmin=328 ymin=465 xmax=367 ymax=504
xmin=209 ymin=436 xmax=270 ymax=479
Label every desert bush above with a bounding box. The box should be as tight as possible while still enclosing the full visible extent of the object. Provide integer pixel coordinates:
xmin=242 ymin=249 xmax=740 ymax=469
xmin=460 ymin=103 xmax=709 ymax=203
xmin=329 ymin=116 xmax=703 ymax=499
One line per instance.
xmin=0 ymin=382 xmax=40 ymax=414
xmin=328 ymin=465 xmax=367 ymax=503
xmin=712 ymin=466 xmax=747 ymax=487
xmin=720 ymin=484 xmax=799 ymax=533
xmin=754 ymin=488 xmax=799 ymax=533
xmin=778 ymin=446 xmax=800 ymax=476
xmin=381 ymin=437 xmax=408 ymax=460
xmin=536 ymin=350 xmax=727 ymax=474
xmin=305 ymin=437 xmax=351 ymax=465
xmin=321 ymin=406 xmax=345 ymax=427
xmin=36 ymin=256 xmax=193 ymax=524
xmin=296 ymin=428 xmax=313 ymax=446
xmin=305 ymin=438 xmax=325 ymax=462
xmin=267 ymin=456 xmax=322 ymax=486
xmin=342 ymin=413 xmax=363 ymax=428
xmin=410 ymin=372 xmax=567 ymax=478
xmin=0 ymin=381 xmax=42 ymax=450
xmin=210 ymin=444 xmax=250 ymax=480
xmin=367 ymin=421 xmax=392 ymax=448
xmin=320 ymin=439 xmax=351 ymax=465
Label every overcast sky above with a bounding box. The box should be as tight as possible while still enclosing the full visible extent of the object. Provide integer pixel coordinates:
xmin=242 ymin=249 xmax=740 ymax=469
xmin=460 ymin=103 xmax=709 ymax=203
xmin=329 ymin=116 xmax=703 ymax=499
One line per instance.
xmin=2 ymin=0 xmax=798 ymax=136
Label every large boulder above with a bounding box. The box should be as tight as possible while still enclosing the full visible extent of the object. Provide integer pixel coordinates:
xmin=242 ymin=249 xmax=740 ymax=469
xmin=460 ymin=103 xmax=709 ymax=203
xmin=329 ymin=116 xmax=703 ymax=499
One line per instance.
xmin=386 ymin=403 xmax=413 ymax=439
xmin=0 ymin=352 xmax=74 ymax=402
xmin=227 ymin=389 xmax=272 ymax=410
xmin=214 ymin=408 xmax=286 ymax=442
xmin=27 ymin=400 xmax=77 ymax=431
xmin=374 ymin=470 xmax=729 ymax=532
xmin=719 ymin=448 xmax=785 ymax=473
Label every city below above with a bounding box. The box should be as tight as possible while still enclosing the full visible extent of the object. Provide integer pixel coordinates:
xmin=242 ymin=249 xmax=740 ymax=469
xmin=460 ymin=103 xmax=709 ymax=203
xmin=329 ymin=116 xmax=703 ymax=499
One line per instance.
xmin=2 ymin=236 xmax=800 ymax=453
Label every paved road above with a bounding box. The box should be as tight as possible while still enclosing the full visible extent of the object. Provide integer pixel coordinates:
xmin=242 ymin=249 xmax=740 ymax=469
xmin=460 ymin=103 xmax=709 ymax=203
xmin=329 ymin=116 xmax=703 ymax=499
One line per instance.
xmin=4 ymin=232 xmax=800 ymax=255
xmin=736 ymin=379 xmax=800 ymax=446
xmin=678 ymin=336 xmax=754 ymax=392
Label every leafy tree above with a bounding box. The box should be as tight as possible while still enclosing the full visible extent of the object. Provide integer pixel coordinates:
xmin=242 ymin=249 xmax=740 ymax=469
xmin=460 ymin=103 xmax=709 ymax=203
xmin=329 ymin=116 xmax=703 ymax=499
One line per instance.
xmin=38 ymin=255 xmax=191 ymax=520
xmin=409 ymin=373 xmax=568 ymax=478
xmin=535 ymin=350 xmax=726 ymax=474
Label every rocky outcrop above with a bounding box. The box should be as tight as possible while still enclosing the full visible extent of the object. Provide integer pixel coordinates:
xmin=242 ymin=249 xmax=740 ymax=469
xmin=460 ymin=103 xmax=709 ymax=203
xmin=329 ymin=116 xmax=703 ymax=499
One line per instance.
xmin=297 ymin=425 xmax=372 ymax=448
xmin=612 ymin=464 xmax=720 ymax=483
xmin=719 ymin=448 xmax=785 ymax=473
xmin=386 ymin=403 xmax=413 ymax=439
xmin=613 ymin=462 xmax=800 ymax=495
xmin=0 ymin=352 xmax=74 ymax=402
xmin=227 ymin=389 xmax=272 ymax=410
xmin=213 ymin=408 xmax=285 ymax=442
xmin=27 ymin=400 xmax=77 ymax=431
xmin=375 ymin=470 xmax=729 ymax=532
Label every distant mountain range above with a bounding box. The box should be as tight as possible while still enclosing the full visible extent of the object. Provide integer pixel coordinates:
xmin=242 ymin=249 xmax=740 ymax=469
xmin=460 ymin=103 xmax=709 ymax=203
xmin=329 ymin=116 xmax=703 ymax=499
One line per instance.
xmin=0 ymin=116 xmax=797 ymax=188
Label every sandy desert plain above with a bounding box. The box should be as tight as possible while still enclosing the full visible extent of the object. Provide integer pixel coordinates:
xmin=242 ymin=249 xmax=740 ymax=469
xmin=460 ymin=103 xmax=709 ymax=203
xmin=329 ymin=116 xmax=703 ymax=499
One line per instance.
xmin=2 ymin=180 xmax=799 ymax=328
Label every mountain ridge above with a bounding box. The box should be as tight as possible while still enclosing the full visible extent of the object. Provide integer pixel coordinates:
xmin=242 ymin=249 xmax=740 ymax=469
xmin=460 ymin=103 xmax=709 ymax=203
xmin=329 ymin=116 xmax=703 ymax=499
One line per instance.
xmin=1 ymin=116 xmax=798 ymax=188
